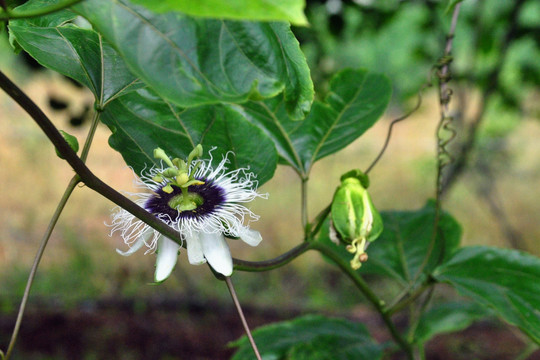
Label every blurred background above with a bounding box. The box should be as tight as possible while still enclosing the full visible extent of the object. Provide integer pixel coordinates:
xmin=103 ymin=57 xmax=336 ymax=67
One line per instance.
xmin=1 ymin=0 xmax=539 ymax=359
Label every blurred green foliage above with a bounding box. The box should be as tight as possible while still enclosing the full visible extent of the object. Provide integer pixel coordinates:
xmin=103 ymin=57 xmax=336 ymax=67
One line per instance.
xmin=297 ymin=0 xmax=539 ymax=99
xmin=295 ymin=0 xmax=540 ymax=140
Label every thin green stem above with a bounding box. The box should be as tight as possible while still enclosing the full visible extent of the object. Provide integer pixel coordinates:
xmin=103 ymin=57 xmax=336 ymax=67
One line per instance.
xmin=2 ymin=99 xmax=102 ymax=359
xmin=3 ymin=176 xmax=80 ymax=360
xmin=0 ymin=68 xmax=330 ymax=272
xmin=80 ymin=108 xmax=101 ymax=162
xmin=233 ymin=202 xmax=331 ymax=272
xmin=311 ymin=241 xmax=414 ymax=360
xmin=225 ymin=277 xmax=262 ymax=360
xmin=364 ymin=84 xmax=428 ymax=175
xmin=309 ymin=204 xmax=331 ymax=238
xmin=234 ymin=242 xmax=313 ymax=272
xmin=0 ymin=0 xmax=82 ymax=20
xmin=388 ymin=280 xmax=434 ymax=316
xmin=0 ymin=69 xmax=182 ymax=243
xmin=301 ymin=177 xmax=308 ymax=232
xmin=410 ymin=2 xmax=462 ymax=288
xmin=407 ymin=286 xmax=435 ymax=343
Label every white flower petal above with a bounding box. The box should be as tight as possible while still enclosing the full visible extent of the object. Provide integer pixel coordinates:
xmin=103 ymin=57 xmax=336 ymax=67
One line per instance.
xmin=116 ymin=230 xmax=148 ymax=256
xmin=239 ymin=228 xmax=263 ymax=247
xmin=154 ymin=237 xmax=181 ymax=282
xmin=185 ymin=231 xmax=206 ymax=265
xmin=200 ymin=232 xmax=233 ymax=276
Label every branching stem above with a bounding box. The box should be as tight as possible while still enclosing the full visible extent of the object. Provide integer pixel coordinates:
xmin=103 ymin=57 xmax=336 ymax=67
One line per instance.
xmin=2 ymin=99 xmax=102 ymax=359
xmin=234 ymin=242 xmax=312 ymax=272
xmin=365 ymin=84 xmax=428 ymax=175
xmin=412 ymin=2 xmax=462 ymax=285
xmin=0 ymin=69 xmax=182 ymax=244
xmin=311 ymin=242 xmax=414 ymax=360
xmin=0 ymin=69 xmax=328 ymax=273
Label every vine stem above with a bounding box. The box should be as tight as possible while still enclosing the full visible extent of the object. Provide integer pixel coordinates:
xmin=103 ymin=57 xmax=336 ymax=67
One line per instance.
xmin=2 ymin=175 xmax=80 ymax=360
xmin=415 ymin=2 xmax=462 ymax=280
xmin=2 ymin=101 xmax=102 ymax=360
xmin=391 ymin=5 xmax=463 ymax=313
xmin=225 ymin=277 xmax=262 ymax=360
xmin=0 ymin=69 xmax=181 ymax=243
xmin=311 ymin=242 xmax=414 ymax=360
xmin=0 ymin=69 xmax=322 ymax=273
xmin=234 ymin=242 xmax=312 ymax=271
xmin=301 ymin=177 xmax=308 ymax=232
xmin=364 ymin=84 xmax=428 ymax=175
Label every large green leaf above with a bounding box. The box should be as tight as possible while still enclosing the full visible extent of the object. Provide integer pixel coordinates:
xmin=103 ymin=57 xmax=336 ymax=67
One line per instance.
xmin=8 ymin=0 xmax=142 ymax=105
xmin=316 ymin=202 xmax=461 ymax=287
xmin=241 ymin=69 xmax=391 ymax=176
xmin=414 ymin=302 xmax=491 ymax=344
xmin=360 ymin=202 xmax=461 ymax=286
xmin=101 ymin=88 xmax=278 ymax=185
xmin=73 ymin=0 xmax=313 ymax=120
xmin=433 ymin=246 xmax=540 ymax=344
xmin=230 ymin=315 xmax=382 ymax=360
xmin=129 ymin=0 xmax=308 ymax=25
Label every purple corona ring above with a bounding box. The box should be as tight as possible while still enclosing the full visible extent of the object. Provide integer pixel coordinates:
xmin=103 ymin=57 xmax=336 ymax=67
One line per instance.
xmin=109 ymin=146 xmax=266 ymax=282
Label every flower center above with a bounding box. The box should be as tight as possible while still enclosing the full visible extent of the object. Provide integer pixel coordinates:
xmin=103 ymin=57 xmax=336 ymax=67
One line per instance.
xmin=145 ymin=181 xmax=225 ymax=222
xmin=168 ymin=192 xmax=204 ymax=212
xmin=145 ymin=145 xmax=225 ymax=222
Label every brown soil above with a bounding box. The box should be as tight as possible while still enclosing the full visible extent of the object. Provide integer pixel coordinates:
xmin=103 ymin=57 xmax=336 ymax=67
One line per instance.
xmin=1 ymin=297 xmax=538 ymax=360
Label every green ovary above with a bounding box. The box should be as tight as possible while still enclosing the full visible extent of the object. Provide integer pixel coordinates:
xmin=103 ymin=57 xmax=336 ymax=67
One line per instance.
xmin=168 ymin=192 xmax=204 ymax=212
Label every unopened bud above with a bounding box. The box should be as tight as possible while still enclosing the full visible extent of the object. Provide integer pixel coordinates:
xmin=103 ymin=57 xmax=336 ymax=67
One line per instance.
xmin=331 ymin=171 xmax=383 ymax=245
xmin=331 ymin=170 xmax=383 ymax=269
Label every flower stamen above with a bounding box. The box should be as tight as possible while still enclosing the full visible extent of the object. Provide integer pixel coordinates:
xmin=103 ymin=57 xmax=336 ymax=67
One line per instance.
xmin=346 ymin=237 xmax=368 ymax=270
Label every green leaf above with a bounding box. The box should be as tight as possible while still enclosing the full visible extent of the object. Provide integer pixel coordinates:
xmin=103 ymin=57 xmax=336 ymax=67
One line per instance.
xmin=8 ymin=0 xmax=142 ymax=105
xmin=360 ymin=202 xmax=461 ymax=285
xmin=316 ymin=201 xmax=461 ymax=286
xmin=129 ymin=0 xmax=308 ymax=26
xmin=56 ymin=129 xmax=79 ymax=159
xmin=242 ymin=69 xmax=391 ymax=176
xmin=101 ymin=88 xmax=278 ymax=185
xmin=287 ymin=334 xmax=380 ymax=360
xmin=415 ymin=302 xmax=491 ymax=344
xmin=433 ymin=246 xmax=540 ymax=344
xmin=230 ymin=315 xmax=382 ymax=360
xmin=73 ymin=0 xmax=313 ymax=120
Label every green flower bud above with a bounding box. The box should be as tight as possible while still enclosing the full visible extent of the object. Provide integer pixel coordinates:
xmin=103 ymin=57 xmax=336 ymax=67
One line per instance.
xmin=56 ymin=130 xmax=79 ymax=159
xmin=331 ymin=170 xmax=383 ymax=269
